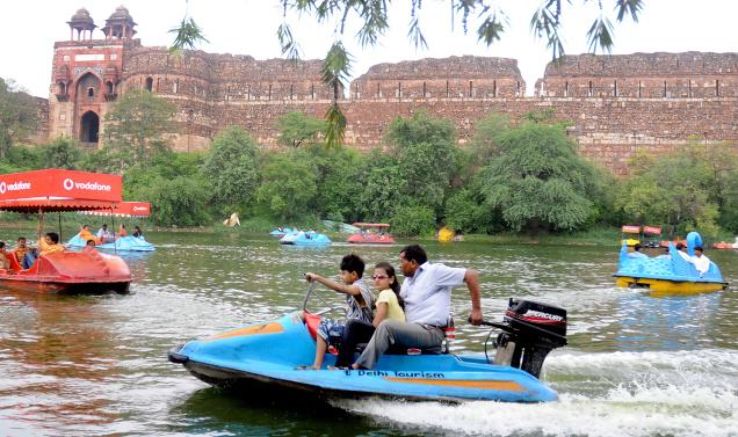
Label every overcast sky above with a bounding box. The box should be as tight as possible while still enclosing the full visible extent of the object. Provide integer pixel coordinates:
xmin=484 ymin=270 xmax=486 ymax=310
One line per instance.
xmin=2 ymin=1 xmax=736 ymax=97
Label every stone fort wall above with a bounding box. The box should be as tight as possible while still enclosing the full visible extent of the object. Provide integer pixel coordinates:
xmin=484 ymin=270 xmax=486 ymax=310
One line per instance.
xmin=48 ymin=42 xmax=738 ymax=175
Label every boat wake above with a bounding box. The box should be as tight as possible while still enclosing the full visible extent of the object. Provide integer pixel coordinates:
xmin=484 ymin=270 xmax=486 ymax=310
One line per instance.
xmin=336 ymin=350 xmax=738 ymax=437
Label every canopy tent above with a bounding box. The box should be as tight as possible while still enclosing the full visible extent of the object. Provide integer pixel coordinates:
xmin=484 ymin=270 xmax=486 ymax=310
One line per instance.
xmin=643 ymin=225 xmax=662 ymax=236
xmin=0 ymin=169 xmax=122 ymax=212
xmin=621 ymin=225 xmax=641 ymax=234
xmin=80 ymin=201 xmax=151 ymax=218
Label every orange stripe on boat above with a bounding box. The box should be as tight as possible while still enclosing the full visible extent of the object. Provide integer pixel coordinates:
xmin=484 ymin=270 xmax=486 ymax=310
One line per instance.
xmin=208 ymin=323 xmax=284 ymax=340
xmin=384 ymin=377 xmax=525 ymax=392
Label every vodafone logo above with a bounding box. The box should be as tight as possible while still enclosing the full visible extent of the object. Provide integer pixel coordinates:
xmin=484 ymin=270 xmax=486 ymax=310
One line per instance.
xmin=133 ymin=206 xmax=147 ymax=212
xmin=62 ymin=178 xmax=112 ymax=192
xmin=0 ymin=180 xmax=31 ymax=194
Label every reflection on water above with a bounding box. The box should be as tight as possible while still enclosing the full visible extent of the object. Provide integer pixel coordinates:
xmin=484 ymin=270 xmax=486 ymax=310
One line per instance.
xmin=1 ymin=232 xmax=737 ymax=436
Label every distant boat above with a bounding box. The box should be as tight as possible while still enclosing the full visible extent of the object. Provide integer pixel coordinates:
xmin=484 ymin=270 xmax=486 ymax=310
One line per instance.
xmin=321 ymin=220 xmax=359 ymax=234
xmin=613 ymin=231 xmax=728 ymax=295
xmin=347 ymin=223 xmax=395 ymax=245
xmin=269 ymin=227 xmax=294 ymax=238
xmin=438 ymin=226 xmax=455 ymax=243
xmin=280 ymin=231 xmax=331 ymax=247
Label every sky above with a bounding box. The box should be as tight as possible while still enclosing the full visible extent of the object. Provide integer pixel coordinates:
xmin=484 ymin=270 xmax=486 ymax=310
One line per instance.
xmin=1 ymin=0 xmax=737 ymax=98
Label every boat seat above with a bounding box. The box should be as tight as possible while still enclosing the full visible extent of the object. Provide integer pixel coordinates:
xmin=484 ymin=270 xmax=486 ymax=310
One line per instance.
xmin=304 ymin=312 xmax=321 ymax=341
xmin=5 ymin=253 xmax=21 ymax=272
xmin=354 ymin=342 xmax=444 ymax=355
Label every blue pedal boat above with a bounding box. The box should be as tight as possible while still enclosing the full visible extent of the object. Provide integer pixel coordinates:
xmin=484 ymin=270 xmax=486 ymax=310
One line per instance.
xmin=169 ymin=290 xmax=567 ymax=403
xmin=279 ymin=231 xmax=331 ymax=247
xmin=613 ymin=231 xmax=727 ymax=295
xmin=67 ymin=234 xmax=155 ymax=252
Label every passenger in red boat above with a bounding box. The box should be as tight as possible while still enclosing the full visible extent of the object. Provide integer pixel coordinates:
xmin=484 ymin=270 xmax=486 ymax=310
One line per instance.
xmin=22 ymin=232 xmax=65 ymax=269
xmin=83 ymin=239 xmax=97 ymax=254
xmin=299 ymin=254 xmax=374 ymax=370
xmin=13 ymin=237 xmax=28 ymax=264
xmin=0 ymin=242 xmax=10 ymax=269
xmin=79 ymin=224 xmax=101 ymax=245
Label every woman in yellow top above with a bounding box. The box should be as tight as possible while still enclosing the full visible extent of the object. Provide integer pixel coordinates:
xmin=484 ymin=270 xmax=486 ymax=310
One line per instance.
xmin=333 ymin=262 xmax=405 ymax=368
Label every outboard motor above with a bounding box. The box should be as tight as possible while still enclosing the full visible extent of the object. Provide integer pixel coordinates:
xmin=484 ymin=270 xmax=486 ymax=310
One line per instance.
xmin=488 ymin=298 xmax=567 ymax=378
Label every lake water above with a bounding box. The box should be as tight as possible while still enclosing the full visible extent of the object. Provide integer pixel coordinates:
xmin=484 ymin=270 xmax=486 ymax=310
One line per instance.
xmin=1 ymin=232 xmax=737 ymax=436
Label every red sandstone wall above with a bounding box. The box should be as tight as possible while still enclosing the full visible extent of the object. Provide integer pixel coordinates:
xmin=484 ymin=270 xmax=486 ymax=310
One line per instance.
xmin=43 ymin=43 xmax=738 ymax=175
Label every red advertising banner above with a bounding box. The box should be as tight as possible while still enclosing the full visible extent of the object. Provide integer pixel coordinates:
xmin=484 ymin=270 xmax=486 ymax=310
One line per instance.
xmin=642 ymin=226 xmax=662 ymax=235
xmin=81 ymin=201 xmax=151 ymax=217
xmin=0 ymin=169 xmax=122 ymax=203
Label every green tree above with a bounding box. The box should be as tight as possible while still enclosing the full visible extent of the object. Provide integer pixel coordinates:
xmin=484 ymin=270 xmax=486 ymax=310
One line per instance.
xmin=136 ymin=175 xmax=211 ymax=226
xmin=391 ymin=204 xmax=436 ymax=237
xmin=478 ymin=122 xmax=602 ymax=233
xmin=277 ymin=111 xmax=326 ymax=148
xmin=202 ymin=126 xmax=260 ymax=212
xmin=40 ymin=136 xmax=81 ymax=169
xmin=105 ymin=89 xmax=175 ymax=165
xmin=616 ymin=149 xmax=721 ymax=236
xmin=255 ymin=151 xmax=318 ymax=220
xmin=356 ymin=150 xmax=405 ymax=221
xmin=387 ymin=111 xmax=459 ymax=214
xmin=468 ymin=113 xmax=510 ymax=168
xmin=0 ymin=78 xmax=38 ymax=159
xmin=306 ymin=144 xmax=364 ymax=222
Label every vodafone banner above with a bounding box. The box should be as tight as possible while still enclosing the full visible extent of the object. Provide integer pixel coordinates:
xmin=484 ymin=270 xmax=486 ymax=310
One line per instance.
xmin=81 ymin=201 xmax=152 ymax=217
xmin=0 ymin=169 xmax=122 ymax=202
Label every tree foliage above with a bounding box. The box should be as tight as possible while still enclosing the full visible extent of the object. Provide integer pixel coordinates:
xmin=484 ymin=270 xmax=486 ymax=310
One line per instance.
xmin=255 ymin=151 xmax=318 ymax=220
xmin=104 ymin=89 xmax=176 ymax=166
xmin=276 ymin=112 xmax=326 ymax=148
xmin=478 ymin=122 xmax=602 ymax=233
xmin=40 ymin=136 xmax=81 ymax=169
xmin=202 ymin=126 xmax=260 ymax=212
xmin=0 ymin=78 xmax=38 ymax=158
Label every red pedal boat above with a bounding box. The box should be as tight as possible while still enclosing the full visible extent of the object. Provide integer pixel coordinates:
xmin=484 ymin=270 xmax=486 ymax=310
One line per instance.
xmin=0 ymin=169 xmax=132 ymax=294
xmin=347 ymin=222 xmax=396 ymax=244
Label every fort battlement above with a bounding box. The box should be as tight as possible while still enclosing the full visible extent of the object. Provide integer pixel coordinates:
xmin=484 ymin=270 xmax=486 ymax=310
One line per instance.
xmin=44 ymin=7 xmax=738 ymax=175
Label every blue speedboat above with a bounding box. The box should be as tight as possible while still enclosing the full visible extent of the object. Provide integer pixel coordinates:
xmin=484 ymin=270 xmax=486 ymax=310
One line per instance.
xmin=614 ymin=231 xmax=727 ymax=295
xmin=279 ymin=231 xmax=331 ymax=247
xmin=169 ymin=293 xmax=567 ymax=402
xmin=67 ymin=234 xmax=155 ymax=252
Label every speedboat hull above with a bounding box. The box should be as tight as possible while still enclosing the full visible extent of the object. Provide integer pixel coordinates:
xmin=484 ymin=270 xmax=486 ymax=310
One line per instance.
xmin=0 ymin=251 xmax=131 ymax=294
xmin=168 ymin=313 xmax=559 ymax=402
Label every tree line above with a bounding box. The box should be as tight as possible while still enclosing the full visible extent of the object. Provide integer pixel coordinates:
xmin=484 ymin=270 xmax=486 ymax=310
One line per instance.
xmin=1 ymin=80 xmax=737 ymax=238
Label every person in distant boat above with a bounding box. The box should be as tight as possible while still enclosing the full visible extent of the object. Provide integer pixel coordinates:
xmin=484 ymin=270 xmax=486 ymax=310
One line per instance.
xmin=118 ymin=224 xmax=128 ymax=237
xmin=83 ymin=239 xmax=97 ymax=254
xmin=691 ymin=246 xmax=712 ymax=277
xmin=299 ymin=254 xmax=374 ymax=370
xmin=675 ymin=242 xmax=692 ymax=262
xmin=629 ymin=243 xmax=647 ymax=258
xmin=352 ymin=244 xmax=482 ymax=370
xmin=0 ymin=242 xmax=10 ymax=269
xmin=333 ymin=262 xmax=405 ymax=369
xmin=132 ymin=226 xmax=143 ymax=238
xmin=97 ymin=224 xmax=115 ymax=243
xmin=79 ymin=224 xmax=101 ymax=245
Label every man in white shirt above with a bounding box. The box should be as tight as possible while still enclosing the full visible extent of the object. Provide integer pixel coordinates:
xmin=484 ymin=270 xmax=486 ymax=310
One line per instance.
xmin=691 ymin=246 xmax=711 ymax=277
xmin=352 ymin=244 xmax=482 ymax=369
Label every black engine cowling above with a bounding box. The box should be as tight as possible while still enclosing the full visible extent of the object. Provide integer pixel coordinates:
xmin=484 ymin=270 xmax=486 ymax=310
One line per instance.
xmin=490 ymin=298 xmax=567 ymax=378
